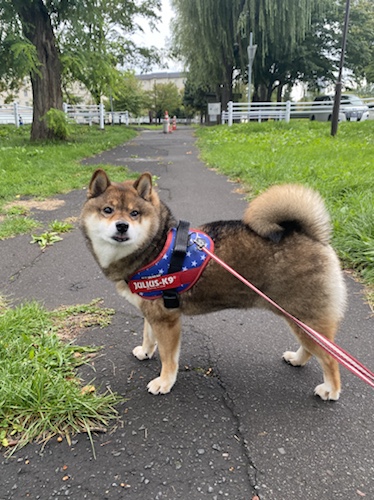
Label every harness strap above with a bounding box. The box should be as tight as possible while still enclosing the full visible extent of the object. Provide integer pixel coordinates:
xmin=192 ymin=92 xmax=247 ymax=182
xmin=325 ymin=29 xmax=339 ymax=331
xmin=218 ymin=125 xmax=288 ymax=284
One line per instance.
xmin=163 ymin=220 xmax=190 ymax=308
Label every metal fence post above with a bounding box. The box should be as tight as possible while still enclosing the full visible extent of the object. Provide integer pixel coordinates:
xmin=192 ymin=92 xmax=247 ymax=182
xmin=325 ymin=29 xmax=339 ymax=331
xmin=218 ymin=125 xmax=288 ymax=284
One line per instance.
xmin=14 ymin=102 xmax=19 ymax=128
xmin=285 ymin=101 xmax=291 ymax=123
xmin=99 ymin=103 xmax=105 ymax=129
xmin=228 ymin=101 xmax=233 ymax=126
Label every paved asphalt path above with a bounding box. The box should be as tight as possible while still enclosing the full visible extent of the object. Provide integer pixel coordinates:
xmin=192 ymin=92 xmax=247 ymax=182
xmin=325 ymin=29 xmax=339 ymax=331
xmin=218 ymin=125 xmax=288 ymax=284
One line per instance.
xmin=1 ymin=126 xmax=373 ymax=499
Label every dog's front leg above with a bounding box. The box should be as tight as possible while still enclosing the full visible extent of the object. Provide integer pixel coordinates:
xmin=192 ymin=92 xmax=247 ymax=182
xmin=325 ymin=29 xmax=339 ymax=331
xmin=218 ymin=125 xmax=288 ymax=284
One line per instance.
xmin=146 ymin=314 xmax=182 ymax=395
xmin=133 ymin=319 xmax=157 ymax=360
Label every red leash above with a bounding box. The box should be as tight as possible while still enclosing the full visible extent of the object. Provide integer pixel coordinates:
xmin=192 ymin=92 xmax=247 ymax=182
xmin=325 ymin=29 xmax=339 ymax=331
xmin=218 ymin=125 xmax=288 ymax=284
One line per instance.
xmin=194 ymin=239 xmax=374 ymax=389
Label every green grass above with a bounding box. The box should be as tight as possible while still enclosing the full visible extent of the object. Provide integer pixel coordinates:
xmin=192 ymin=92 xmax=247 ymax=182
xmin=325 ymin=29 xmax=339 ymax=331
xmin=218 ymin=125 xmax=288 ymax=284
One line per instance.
xmin=0 ymin=299 xmax=119 ymax=455
xmin=0 ymin=124 xmax=137 ymax=203
xmin=196 ymin=120 xmax=374 ymax=285
xmin=0 ymin=125 xmax=135 ymax=453
xmin=0 ymin=215 xmax=41 ymax=240
xmin=0 ymin=124 xmax=138 ymax=238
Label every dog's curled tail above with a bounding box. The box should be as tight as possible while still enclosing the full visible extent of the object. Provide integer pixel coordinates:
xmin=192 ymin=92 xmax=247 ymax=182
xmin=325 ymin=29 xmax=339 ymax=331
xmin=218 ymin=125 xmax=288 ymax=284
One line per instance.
xmin=243 ymin=184 xmax=331 ymax=244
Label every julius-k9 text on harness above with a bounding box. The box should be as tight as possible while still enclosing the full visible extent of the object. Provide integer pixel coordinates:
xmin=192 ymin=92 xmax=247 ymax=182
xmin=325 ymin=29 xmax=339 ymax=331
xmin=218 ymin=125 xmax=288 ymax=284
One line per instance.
xmin=128 ymin=221 xmax=214 ymax=308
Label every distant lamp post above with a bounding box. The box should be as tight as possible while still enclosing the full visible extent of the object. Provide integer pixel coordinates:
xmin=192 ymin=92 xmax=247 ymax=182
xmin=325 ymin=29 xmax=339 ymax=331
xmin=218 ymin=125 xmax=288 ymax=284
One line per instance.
xmin=331 ymin=0 xmax=351 ymax=137
xmin=247 ymin=32 xmax=257 ymax=105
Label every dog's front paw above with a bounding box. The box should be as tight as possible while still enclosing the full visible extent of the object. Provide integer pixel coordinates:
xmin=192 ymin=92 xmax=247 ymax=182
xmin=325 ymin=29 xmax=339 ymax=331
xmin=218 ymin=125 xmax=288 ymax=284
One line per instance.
xmin=133 ymin=345 xmax=156 ymax=361
xmin=147 ymin=376 xmax=175 ymax=395
xmin=283 ymin=350 xmax=304 ymax=367
xmin=314 ymin=383 xmax=340 ymax=401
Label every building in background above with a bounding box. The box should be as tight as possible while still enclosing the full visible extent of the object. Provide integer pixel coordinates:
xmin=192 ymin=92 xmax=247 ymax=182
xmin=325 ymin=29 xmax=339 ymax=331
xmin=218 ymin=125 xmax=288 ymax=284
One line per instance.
xmin=0 ymin=80 xmax=93 ymax=107
xmin=0 ymin=72 xmax=186 ymax=107
xmin=136 ymin=72 xmax=186 ymax=92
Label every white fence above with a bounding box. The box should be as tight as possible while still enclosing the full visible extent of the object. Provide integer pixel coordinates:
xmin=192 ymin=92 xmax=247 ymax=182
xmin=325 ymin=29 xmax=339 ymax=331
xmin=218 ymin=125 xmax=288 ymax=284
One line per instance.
xmin=222 ymin=98 xmax=374 ymax=125
xmin=222 ymin=101 xmax=291 ymax=125
xmin=222 ymin=100 xmax=329 ymax=125
xmin=0 ymin=103 xmax=171 ymax=128
xmin=2 ymin=98 xmax=373 ymax=128
xmin=0 ymin=102 xmax=108 ymax=128
xmin=63 ymin=105 xmax=139 ymax=126
xmin=0 ymin=103 xmax=33 ymax=125
xmin=63 ymin=103 xmax=105 ymax=129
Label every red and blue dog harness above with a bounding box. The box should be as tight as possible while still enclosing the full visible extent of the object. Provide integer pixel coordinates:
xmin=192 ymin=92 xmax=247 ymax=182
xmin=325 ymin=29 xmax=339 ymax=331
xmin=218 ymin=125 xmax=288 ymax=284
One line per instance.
xmin=128 ymin=221 xmax=214 ymax=308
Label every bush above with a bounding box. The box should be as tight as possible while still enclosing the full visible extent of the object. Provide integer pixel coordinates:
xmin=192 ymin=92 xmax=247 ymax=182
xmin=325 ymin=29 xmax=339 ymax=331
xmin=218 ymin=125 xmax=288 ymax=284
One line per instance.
xmin=42 ymin=108 xmax=72 ymax=140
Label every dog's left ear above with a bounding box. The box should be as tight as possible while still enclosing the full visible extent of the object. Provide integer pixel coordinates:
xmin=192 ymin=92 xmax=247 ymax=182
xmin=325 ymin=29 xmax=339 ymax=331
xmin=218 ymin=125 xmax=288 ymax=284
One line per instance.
xmin=133 ymin=173 xmax=153 ymax=200
xmin=88 ymin=169 xmax=111 ymax=198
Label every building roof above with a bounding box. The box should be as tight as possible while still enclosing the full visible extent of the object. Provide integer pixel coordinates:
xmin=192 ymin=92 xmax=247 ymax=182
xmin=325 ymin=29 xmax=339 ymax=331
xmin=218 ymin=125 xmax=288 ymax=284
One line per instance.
xmin=137 ymin=72 xmax=186 ymax=80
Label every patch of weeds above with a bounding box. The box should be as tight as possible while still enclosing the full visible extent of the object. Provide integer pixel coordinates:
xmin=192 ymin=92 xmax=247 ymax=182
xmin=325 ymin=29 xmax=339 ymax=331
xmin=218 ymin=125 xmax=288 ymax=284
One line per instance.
xmin=31 ymin=219 xmax=75 ymax=250
xmin=51 ymin=299 xmax=115 ymax=341
xmin=3 ymin=205 xmax=30 ymax=217
xmin=31 ymin=231 xmax=63 ymax=250
xmin=152 ymin=174 xmax=159 ymax=186
xmin=0 ymin=299 xmax=121 ymax=456
xmin=190 ymin=366 xmax=216 ymax=377
xmin=0 ymin=215 xmax=40 ymax=240
xmin=49 ymin=220 xmax=74 ymax=233
xmin=0 ymin=203 xmax=40 ymax=240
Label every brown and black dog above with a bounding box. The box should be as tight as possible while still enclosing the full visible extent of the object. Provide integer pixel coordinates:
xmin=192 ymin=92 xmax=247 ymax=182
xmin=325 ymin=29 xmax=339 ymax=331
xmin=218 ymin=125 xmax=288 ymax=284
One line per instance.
xmin=81 ymin=169 xmax=346 ymax=400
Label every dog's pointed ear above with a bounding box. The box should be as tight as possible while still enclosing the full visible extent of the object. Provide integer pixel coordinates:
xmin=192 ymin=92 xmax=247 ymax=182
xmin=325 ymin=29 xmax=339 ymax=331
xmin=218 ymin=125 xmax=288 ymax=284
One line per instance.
xmin=133 ymin=173 xmax=153 ymax=200
xmin=88 ymin=169 xmax=111 ymax=198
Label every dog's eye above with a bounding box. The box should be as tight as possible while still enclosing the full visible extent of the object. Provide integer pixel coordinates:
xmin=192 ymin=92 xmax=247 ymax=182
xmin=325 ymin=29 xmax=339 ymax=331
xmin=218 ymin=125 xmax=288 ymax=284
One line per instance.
xmin=103 ymin=207 xmax=114 ymax=215
xmin=130 ymin=210 xmax=139 ymax=218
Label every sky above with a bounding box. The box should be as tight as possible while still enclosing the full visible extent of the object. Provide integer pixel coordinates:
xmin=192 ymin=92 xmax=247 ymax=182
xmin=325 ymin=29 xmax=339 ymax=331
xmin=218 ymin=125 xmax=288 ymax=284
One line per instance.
xmin=133 ymin=0 xmax=184 ymax=73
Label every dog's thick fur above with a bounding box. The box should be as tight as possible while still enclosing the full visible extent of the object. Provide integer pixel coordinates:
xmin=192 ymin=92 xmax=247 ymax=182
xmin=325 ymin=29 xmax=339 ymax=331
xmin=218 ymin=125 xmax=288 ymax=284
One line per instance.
xmin=81 ymin=169 xmax=347 ymax=400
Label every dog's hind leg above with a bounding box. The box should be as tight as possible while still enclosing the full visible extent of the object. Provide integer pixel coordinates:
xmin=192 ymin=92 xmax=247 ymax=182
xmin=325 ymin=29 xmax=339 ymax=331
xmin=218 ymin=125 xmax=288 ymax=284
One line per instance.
xmin=283 ymin=320 xmax=341 ymax=401
xmin=133 ymin=319 xmax=157 ymax=360
xmin=146 ymin=314 xmax=182 ymax=395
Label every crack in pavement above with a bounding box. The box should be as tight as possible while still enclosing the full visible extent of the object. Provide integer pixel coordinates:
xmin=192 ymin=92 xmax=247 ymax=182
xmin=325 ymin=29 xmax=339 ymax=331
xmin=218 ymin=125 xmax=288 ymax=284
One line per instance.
xmin=186 ymin=322 xmax=261 ymax=498
xmin=219 ymin=382 xmax=261 ymax=498
xmin=7 ymin=250 xmax=44 ymax=284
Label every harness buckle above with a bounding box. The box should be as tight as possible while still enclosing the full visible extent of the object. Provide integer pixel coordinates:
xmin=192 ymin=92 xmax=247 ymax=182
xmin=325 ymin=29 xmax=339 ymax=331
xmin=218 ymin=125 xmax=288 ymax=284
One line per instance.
xmin=162 ymin=290 xmax=180 ymax=309
xmin=192 ymin=236 xmax=207 ymax=250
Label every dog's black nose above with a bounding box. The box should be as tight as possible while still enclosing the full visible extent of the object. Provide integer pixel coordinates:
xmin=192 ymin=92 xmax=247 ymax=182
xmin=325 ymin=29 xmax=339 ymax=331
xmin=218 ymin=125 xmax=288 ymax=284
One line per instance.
xmin=116 ymin=222 xmax=129 ymax=234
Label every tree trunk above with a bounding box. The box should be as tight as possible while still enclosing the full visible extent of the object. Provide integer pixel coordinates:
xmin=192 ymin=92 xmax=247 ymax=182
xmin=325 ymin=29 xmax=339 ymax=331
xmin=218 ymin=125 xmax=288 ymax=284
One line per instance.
xmin=253 ymin=83 xmax=268 ymax=102
xmin=276 ymin=83 xmax=284 ymax=102
xmin=218 ymin=63 xmax=234 ymax=113
xmin=13 ymin=0 xmax=63 ymax=140
xmin=267 ymin=83 xmax=274 ymax=102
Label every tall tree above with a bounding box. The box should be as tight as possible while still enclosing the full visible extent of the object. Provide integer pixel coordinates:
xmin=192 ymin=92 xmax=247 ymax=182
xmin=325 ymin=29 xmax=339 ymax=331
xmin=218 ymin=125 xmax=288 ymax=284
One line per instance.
xmin=10 ymin=0 xmax=63 ymax=140
xmin=110 ymin=71 xmax=147 ymax=116
xmin=252 ymin=4 xmax=336 ymax=101
xmin=344 ymin=0 xmax=374 ymax=84
xmin=147 ymin=82 xmax=182 ymax=122
xmin=171 ymin=0 xmax=240 ymax=109
xmin=182 ymin=77 xmax=212 ymax=122
xmin=60 ymin=1 xmax=161 ymax=105
xmin=171 ymin=0 xmax=322 ymax=106
xmin=0 ymin=0 xmax=161 ymax=140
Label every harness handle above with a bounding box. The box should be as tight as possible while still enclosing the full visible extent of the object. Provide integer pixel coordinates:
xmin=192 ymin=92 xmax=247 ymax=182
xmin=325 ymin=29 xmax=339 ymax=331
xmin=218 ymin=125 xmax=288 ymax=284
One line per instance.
xmin=163 ymin=220 xmax=190 ymax=308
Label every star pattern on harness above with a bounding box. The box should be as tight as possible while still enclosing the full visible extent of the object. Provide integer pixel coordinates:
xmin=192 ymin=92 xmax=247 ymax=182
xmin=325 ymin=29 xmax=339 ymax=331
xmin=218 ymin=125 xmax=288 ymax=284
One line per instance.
xmin=129 ymin=229 xmax=214 ymax=299
xmin=152 ymin=245 xmax=204 ymax=277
